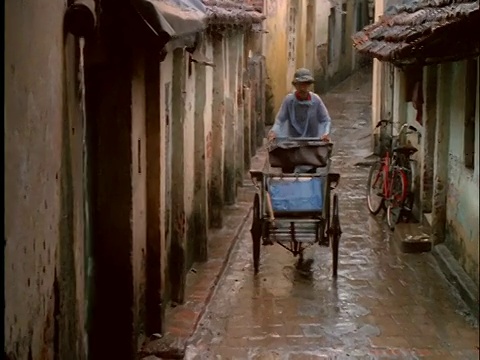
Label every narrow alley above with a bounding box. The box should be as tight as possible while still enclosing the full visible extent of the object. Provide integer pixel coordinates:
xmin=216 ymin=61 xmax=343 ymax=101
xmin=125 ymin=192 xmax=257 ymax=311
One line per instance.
xmin=185 ymin=71 xmax=480 ymax=359
xmin=5 ymin=0 xmax=479 ymax=359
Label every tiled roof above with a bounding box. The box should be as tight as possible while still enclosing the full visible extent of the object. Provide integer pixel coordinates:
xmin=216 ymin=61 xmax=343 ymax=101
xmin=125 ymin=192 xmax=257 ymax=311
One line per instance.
xmin=352 ymin=0 xmax=480 ymax=64
xmin=203 ymin=0 xmax=265 ymax=26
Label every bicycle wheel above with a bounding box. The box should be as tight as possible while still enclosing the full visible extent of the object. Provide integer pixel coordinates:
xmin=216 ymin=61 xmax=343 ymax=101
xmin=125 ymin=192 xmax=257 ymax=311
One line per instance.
xmin=386 ymin=168 xmax=408 ymax=231
xmin=251 ymin=193 xmax=262 ymax=273
xmin=366 ymin=161 xmax=385 ymax=215
xmin=331 ymin=194 xmax=341 ymax=277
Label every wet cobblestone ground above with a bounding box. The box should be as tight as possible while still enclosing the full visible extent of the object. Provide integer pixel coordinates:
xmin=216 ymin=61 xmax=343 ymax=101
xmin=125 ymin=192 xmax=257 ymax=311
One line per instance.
xmin=185 ymin=71 xmax=479 ymax=359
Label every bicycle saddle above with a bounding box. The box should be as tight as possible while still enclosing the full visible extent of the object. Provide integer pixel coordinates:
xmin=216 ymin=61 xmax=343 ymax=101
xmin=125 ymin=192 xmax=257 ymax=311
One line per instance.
xmin=393 ymin=144 xmax=418 ymax=155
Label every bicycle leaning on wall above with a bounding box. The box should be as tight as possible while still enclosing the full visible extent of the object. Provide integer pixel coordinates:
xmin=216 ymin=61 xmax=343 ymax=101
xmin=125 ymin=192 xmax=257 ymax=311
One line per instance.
xmin=366 ymin=119 xmax=420 ymax=230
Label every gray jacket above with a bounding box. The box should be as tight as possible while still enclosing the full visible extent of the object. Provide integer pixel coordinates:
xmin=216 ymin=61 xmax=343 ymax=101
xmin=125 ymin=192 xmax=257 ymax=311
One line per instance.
xmin=271 ymin=92 xmax=331 ymax=138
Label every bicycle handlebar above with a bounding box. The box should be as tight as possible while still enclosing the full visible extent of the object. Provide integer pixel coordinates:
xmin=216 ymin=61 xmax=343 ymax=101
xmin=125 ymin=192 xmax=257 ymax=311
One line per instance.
xmin=375 ymin=120 xmax=419 ymax=134
xmin=375 ymin=119 xmax=393 ymax=128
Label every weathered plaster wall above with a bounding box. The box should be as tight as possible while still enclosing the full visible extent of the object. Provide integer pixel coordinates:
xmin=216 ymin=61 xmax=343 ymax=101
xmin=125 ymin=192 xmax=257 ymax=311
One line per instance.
xmin=170 ymin=48 xmax=188 ymax=303
xmin=63 ymin=37 xmax=89 ymax=360
xmin=315 ymin=0 xmax=331 ymax=45
xmin=209 ymin=36 xmax=226 ymax=228
xmin=314 ymin=0 xmax=331 ymax=92
xmin=5 ymin=1 xmax=87 ymax=358
xmin=184 ymin=52 xmax=197 ymax=268
xmin=315 ymin=0 xmax=363 ymax=93
xmin=420 ymin=65 xmax=438 ymax=214
xmin=264 ymin=0 xmax=289 ymax=116
xmin=285 ymin=2 xmax=299 ymax=96
xmin=159 ymin=52 xmax=174 ymax=303
xmin=305 ymin=0 xmax=316 ymax=73
xmin=236 ymin=34 xmax=246 ymax=188
xmin=296 ymin=0 xmax=307 ymax=69
xmin=444 ymin=60 xmax=479 ymax=286
xmin=204 ymin=43 xmax=214 ymax=186
xmin=192 ymin=38 xmax=209 ymax=263
xmin=131 ymin=48 xmax=148 ymax=341
xmin=370 ymin=0 xmax=385 ymax=150
xmin=225 ymin=33 xmax=239 ymax=205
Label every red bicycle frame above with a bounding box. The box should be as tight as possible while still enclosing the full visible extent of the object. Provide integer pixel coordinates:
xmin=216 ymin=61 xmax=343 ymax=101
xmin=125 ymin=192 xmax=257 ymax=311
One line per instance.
xmin=374 ymin=149 xmax=408 ymax=204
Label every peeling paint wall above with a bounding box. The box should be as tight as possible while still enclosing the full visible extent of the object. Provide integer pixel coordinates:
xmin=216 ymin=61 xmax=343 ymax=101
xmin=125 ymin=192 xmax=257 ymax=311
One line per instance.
xmin=443 ymin=59 xmax=479 ymax=287
xmin=5 ymin=1 xmax=87 ymax=358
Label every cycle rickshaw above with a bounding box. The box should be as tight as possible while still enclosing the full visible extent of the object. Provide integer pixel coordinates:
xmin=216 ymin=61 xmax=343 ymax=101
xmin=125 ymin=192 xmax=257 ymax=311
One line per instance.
xmin=249 ymin=138 xmax=342 ymax=277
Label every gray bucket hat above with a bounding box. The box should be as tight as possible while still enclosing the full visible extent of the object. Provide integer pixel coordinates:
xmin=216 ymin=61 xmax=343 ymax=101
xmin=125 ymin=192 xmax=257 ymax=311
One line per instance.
xmin=292 ymin=68 xmax=314 ymax=84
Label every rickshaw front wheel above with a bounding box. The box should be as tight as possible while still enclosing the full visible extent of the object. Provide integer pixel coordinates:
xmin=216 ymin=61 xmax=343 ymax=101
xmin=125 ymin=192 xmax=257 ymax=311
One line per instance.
xmin=331 ymin=194 xmax=341 ymax=277
xmin=251 ymin=193 xmax=262 ymax=274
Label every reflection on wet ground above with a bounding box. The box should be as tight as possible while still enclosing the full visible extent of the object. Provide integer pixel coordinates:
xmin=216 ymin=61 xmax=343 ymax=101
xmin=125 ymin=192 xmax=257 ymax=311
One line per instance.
xmin=186 ymin=70 xmax=479 ymax=360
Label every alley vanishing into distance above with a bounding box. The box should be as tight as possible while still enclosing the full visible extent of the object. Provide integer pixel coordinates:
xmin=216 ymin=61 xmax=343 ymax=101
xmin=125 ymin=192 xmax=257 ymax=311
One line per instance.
xmin=185 ymin=71 xmax=479 ymax=359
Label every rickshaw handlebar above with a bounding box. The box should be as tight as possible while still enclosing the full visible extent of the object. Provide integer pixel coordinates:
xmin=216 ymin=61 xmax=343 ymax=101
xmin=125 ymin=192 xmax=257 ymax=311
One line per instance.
xmin=273 ymin=137 xmax=333 ymax=145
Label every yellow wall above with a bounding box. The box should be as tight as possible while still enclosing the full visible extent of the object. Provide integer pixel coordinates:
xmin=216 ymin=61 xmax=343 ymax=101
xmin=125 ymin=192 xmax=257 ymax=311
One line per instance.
xmin=264 ymin=0 xmax=289 ymax=117
xmin=372 ymin=0 xmax=387 ymax=136
xmin=265 ymin=0 xmax=316 ymax=117
xmin=296 ymin=0 xmax=307 ymax=69
xmin=305 ymin=0 xmax=316 ymax=72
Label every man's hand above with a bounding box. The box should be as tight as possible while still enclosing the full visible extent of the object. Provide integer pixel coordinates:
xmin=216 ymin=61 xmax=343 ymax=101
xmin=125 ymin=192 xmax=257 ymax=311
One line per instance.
xmin=268 ymin=130 xmax=276 ymax=142
xmin=320 ymin=134 xmax=330 ymax=142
